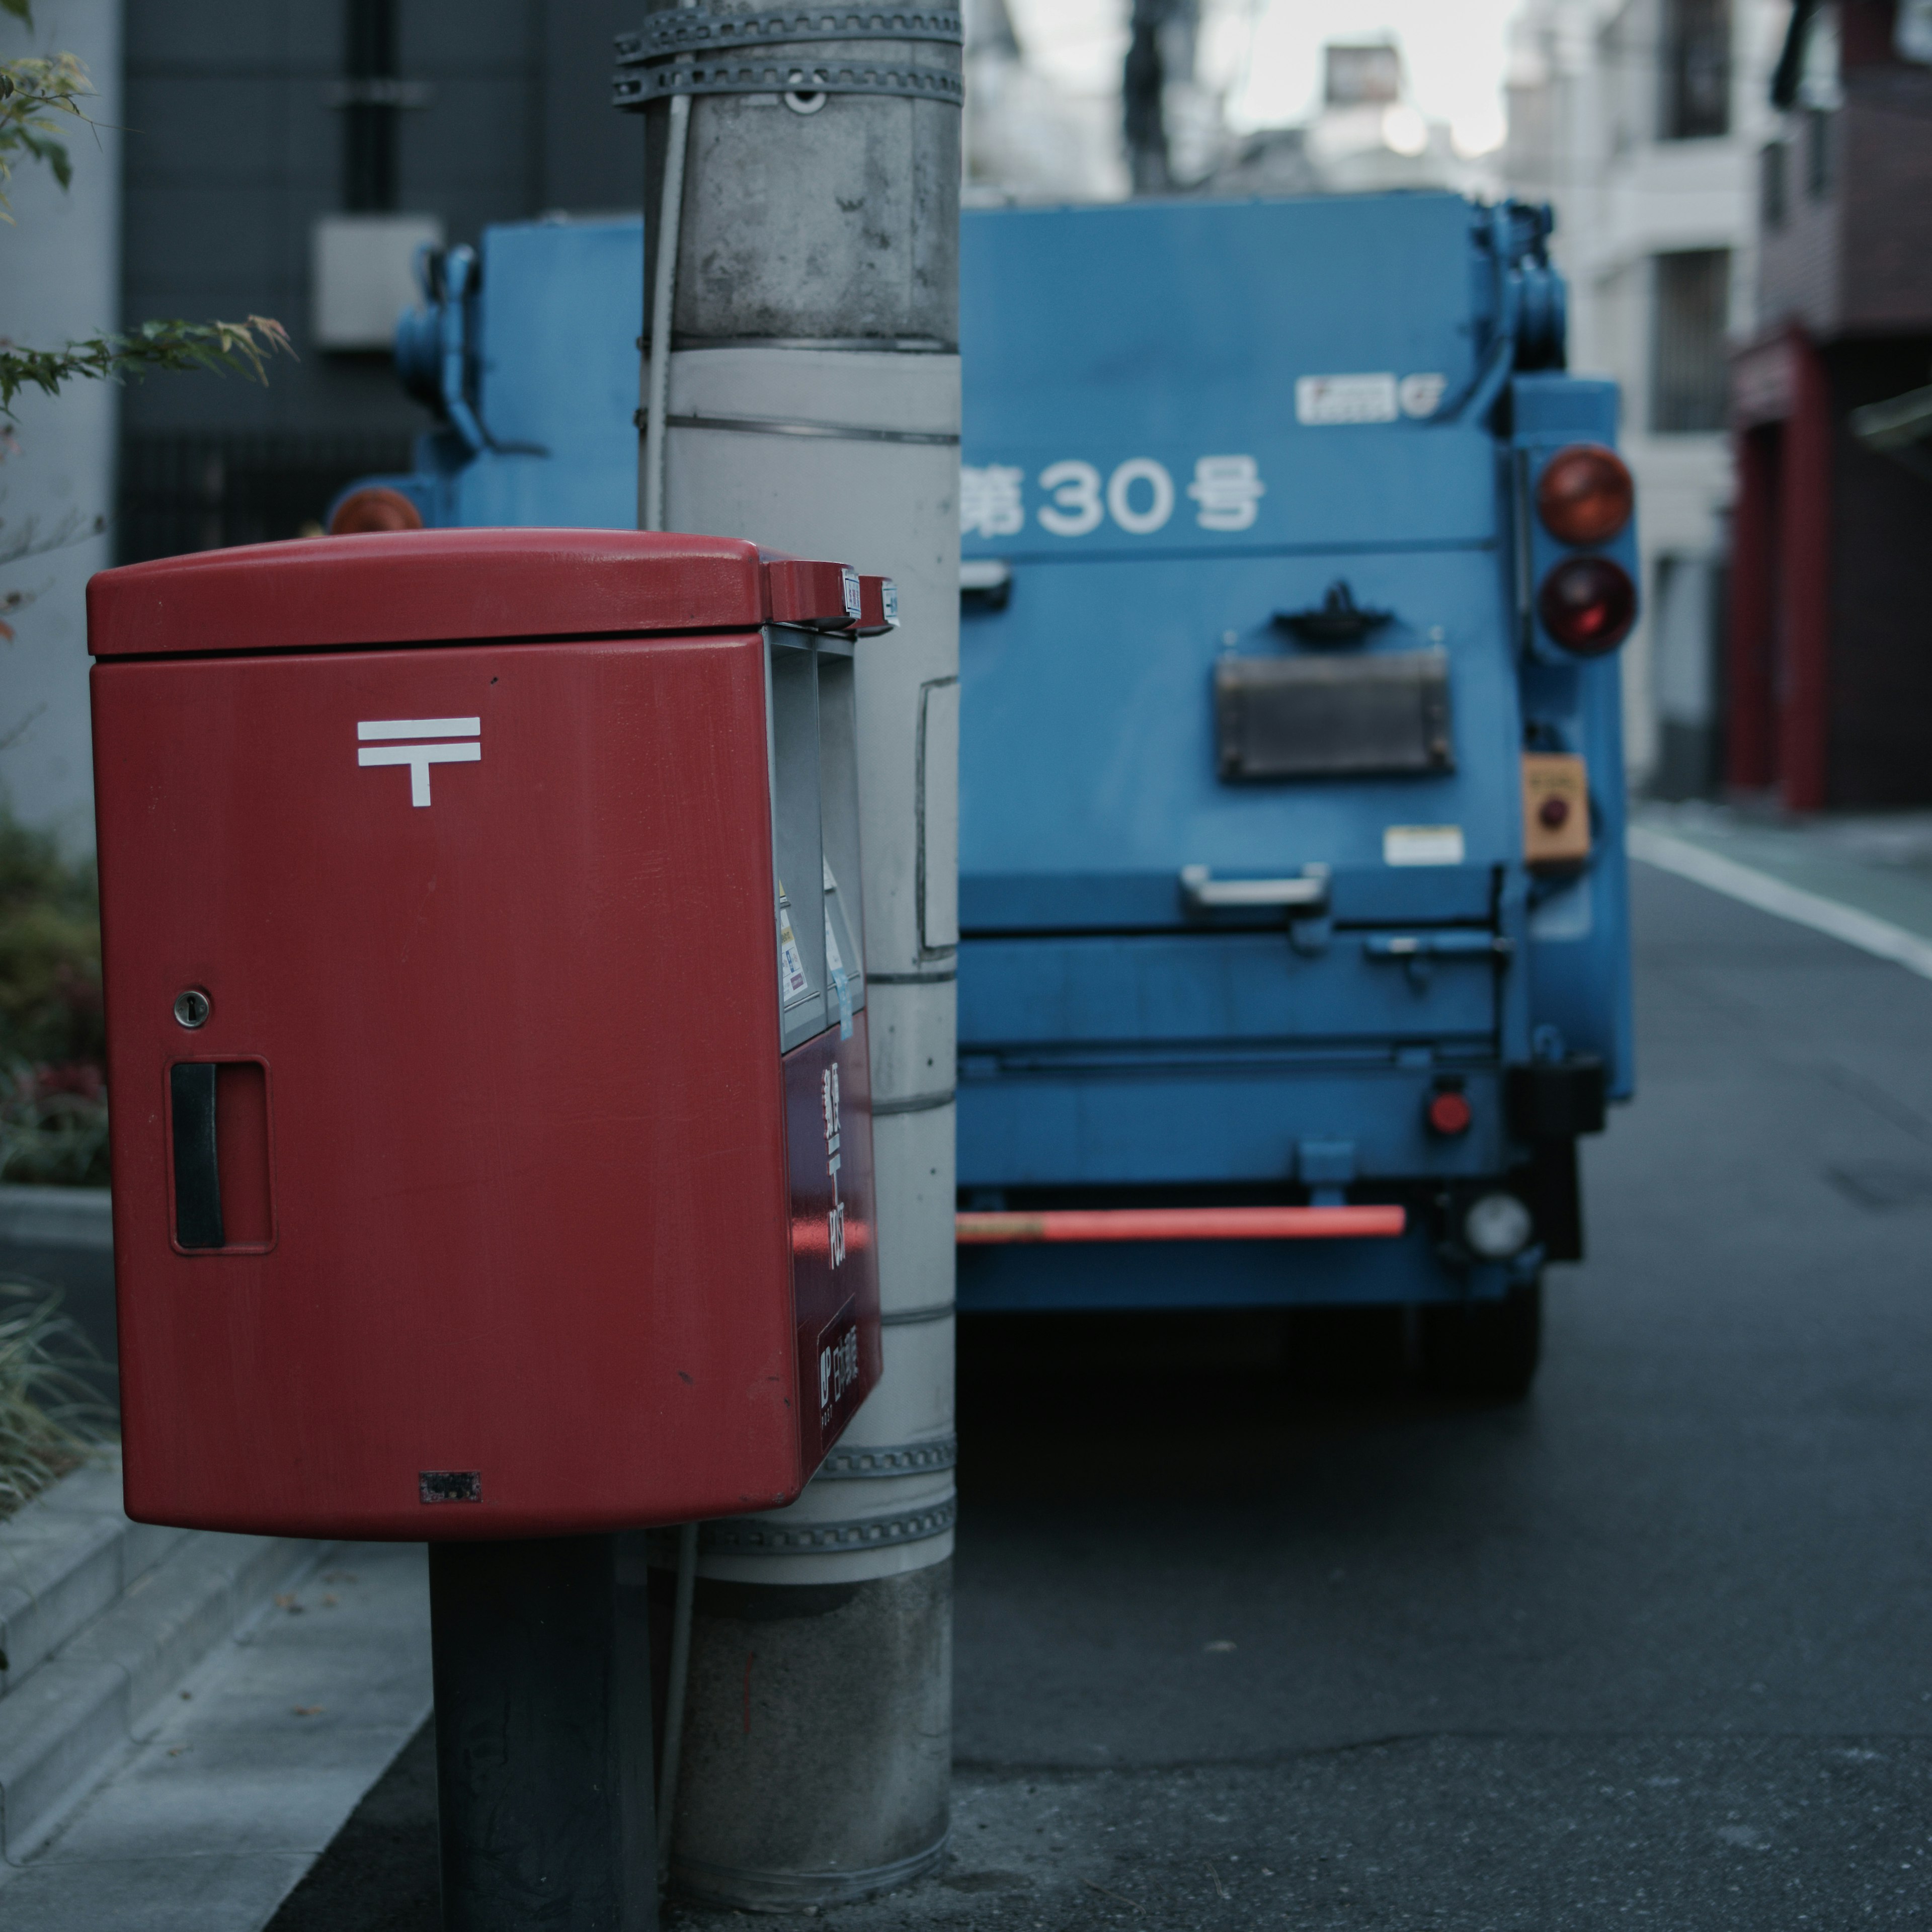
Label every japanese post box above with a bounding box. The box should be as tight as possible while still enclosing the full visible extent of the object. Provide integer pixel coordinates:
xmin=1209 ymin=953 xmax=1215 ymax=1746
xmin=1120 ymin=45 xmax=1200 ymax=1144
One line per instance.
xmin=86 ymin=528 xmax=888 ymax=1539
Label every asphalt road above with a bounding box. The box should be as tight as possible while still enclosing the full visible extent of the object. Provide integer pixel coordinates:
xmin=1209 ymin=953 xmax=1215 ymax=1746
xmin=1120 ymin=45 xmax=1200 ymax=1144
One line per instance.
xmin=276 ymin=862 xmax=1932 ymax=1930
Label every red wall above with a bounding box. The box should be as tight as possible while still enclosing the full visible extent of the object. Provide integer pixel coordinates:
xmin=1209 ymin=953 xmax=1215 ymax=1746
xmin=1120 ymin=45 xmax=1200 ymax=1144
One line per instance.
xmin=1777 ymin=330 xmax=1834 ymax=811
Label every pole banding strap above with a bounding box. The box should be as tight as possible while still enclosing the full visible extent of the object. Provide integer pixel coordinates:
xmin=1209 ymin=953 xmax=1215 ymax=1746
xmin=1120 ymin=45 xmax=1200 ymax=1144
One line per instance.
xmin=818 ymin=1433 xmax=958 ymax=1478
xmin=615 ymin=56 xmax=962 ymax=108
xmin=878 ymin=1299 xmax=954 ymax=1327
xmin=619 ymin=8 xmax=962 ymax=60
xmin=699 ymin=1494 xmax=957 ymax=1554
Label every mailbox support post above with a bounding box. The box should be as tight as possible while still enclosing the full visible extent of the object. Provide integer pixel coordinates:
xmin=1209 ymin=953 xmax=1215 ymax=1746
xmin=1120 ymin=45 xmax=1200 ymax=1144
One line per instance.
xmin=430 ymin=1536 xmax=656 ymax=1932
xmin=626 ymin=10 xmax=961 ymax=1908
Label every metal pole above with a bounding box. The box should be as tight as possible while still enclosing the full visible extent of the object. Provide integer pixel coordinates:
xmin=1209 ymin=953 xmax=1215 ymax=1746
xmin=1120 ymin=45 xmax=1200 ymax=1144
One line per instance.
xmin=653 ymin=1520 xmax=698 ymax=1881
xmin=621 ymin=7 xmax=961 ymax=1908
xmin=430 ymin=1536 xmax=655 ymax=1932
xmin=639 ymin=89 xmax=689 ymax=533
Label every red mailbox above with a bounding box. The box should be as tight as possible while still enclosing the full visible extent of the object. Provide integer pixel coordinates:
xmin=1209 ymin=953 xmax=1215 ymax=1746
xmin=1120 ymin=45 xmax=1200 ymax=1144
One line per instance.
xmin=87 ymin=528 xmax=885 ymax=1539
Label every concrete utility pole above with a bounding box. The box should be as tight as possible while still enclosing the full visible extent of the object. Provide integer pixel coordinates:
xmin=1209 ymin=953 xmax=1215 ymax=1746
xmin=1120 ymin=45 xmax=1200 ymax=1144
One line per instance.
xmin=618 ymin=5 xmax=961 ymax=1909
xmin=1123 ymin=0 xmax=1173 ymax=193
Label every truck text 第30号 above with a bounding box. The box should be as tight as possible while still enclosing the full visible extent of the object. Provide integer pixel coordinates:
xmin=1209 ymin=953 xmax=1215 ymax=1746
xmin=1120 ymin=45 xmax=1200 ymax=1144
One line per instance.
xmin=334 ymin=189 xmax=1636 ymax=1400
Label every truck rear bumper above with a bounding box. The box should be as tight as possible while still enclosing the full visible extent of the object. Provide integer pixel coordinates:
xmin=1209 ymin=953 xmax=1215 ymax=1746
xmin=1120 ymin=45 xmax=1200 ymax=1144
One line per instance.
xmin=956 ymin=1219 xmax=1530 ymax=1313
xmin=957 ymin=1204 xmax=1405 ymax=1243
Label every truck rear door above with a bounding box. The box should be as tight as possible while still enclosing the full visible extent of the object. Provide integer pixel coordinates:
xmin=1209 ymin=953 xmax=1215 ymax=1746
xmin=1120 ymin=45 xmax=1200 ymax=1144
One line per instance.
xmin=957 ymin=193 xmax=1528 ymax=1189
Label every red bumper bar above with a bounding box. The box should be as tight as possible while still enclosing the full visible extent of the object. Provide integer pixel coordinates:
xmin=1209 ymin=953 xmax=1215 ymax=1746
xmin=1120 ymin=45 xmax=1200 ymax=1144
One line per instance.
xmin=955 ymin=1205 xmax=1406 ymax=1244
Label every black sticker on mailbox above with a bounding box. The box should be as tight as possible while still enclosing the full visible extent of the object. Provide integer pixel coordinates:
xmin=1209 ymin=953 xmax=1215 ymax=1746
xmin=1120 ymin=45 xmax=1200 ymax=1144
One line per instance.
xmin=419 ymin=1470 xmax=482 ymax=1504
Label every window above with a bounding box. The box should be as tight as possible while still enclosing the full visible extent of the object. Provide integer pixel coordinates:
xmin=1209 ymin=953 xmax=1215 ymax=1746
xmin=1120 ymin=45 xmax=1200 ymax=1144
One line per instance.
xmin=1324 ymin=42 xmax=1402 ymax=107
xmin=1659 ymin=0 xmax=1731 ymax=140
xmin=1805 ymin=107 xmax=1832 ymax=197
xmin=1651 ymin=250 xmax=1732 ymax=435
xmin=1761 ymin=140 xmax=1788 ymax=229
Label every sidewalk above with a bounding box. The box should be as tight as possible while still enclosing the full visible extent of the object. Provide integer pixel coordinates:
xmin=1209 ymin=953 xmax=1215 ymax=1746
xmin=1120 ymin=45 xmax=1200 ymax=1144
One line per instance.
xmin=1630 ymin=800 xmax=1932 ymax=977
xmin=0 ymin=1541 xmax=429 ymax=1932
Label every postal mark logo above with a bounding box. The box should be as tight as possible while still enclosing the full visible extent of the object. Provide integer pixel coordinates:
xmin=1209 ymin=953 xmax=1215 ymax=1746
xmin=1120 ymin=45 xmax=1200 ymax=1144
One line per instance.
xmin=357 ymin=717 xmax=481 ymax=807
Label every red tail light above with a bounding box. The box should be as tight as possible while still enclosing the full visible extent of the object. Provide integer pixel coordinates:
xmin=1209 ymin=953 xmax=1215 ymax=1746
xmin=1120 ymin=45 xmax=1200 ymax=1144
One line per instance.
xmin=1538 ymin=555 xmax=1636 ymax=655
xmin=1536 ymin=443 xmax=1634 ymax=546
xmin=329 ymin=487 xmax=424 ymax=535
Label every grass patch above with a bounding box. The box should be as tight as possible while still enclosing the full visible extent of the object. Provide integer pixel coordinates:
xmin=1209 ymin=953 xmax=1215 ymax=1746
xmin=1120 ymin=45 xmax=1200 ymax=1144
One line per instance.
xmin=0 ymin=1280 xmax=114 ymax=1518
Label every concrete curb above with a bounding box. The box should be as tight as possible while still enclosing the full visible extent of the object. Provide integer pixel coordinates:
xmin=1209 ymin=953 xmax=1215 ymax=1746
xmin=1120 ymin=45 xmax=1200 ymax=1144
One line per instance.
xmin=0 ymin=1186 xmax=113 ymax=1251
xmin=0 ymin=1463 xmax=325 ymax=1864
xmin=0 ymin=1465 xmax=179 ymax=1694
xmin=0 ymin=1185 xmax=121 ymax=1376
xmin=1629 ymin=825 xmax=1932 ymax=980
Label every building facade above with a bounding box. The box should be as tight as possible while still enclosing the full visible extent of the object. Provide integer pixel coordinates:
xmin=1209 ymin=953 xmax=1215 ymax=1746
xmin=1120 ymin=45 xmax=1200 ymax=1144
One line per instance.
xmin=1727 ymin=0 xmax=1932 ymax=809
xmin=117 ymin=0 xmax=642 ymax=563
xmin=1505 ymin=0 xmax=1788 ymax=795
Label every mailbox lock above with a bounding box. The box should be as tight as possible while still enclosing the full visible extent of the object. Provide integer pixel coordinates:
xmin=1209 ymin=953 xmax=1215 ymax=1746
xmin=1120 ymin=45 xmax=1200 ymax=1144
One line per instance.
xmin=173 ymin=988 xmax=211 ymax=1030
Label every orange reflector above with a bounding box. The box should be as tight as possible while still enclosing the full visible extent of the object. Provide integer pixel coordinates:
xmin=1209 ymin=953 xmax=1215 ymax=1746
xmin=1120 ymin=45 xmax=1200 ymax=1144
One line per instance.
xmin=956 ymin=1205 xmax=1406 ymax=1244
xmin=329 ymin=487 xmax=425 ymax=536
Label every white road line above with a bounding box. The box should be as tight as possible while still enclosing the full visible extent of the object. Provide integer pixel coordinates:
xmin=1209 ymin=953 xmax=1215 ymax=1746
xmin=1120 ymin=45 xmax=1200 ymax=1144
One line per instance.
xmin=1629 ymin=825 xmax=1932 ymax=983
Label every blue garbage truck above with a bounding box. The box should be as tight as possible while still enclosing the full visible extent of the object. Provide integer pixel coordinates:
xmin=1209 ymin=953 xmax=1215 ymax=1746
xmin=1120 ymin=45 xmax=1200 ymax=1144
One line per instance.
xmin=335 ymin=191 xmax=1636 ymax=1398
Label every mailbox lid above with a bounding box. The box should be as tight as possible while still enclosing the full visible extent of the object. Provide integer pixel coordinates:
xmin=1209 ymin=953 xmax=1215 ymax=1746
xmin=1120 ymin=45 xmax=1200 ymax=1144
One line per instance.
xmin=87 ymin=527 xmax=773 ymax=659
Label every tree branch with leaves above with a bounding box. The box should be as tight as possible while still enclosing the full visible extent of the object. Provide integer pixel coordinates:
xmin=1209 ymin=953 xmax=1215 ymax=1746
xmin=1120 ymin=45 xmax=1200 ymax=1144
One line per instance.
xmin=0 ymin=315 xmax=294 ymax=422
xmin=0 ymin=0 xmax=294 ymax=421
xmin=0 ymin=0 xmax=86 ymax=213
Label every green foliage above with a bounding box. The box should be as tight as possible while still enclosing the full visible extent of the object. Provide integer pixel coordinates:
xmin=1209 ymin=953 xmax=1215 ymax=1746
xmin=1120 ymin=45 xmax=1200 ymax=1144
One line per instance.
xmin=1 ymin=1062 xmax=107 ymax=1185
xmin=0 ymin=807 xmax=107 ymax=1186
xmin=0 ymin=314 xmax=296 ymax=422
xmin=0 ymin=3 xmax=294 ymax=414
xmin=0 ymin=1280 xmax=113 ymax=1516
xmin=0 ymin=0 xmax=89 ymax=218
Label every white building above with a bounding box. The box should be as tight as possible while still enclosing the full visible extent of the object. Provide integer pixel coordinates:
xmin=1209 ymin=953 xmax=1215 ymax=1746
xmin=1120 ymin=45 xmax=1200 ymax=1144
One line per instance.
xmin=0 ymin=0 xmax=123 ymax=850
xmin=1505 ymin=0 xmax=1789 ymax=794
xmin=963 ymin=0 xmax=1131 ymax=203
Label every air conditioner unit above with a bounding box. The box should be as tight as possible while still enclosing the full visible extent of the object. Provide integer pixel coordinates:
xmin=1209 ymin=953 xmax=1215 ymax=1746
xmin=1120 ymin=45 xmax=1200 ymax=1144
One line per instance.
xmin=311 ymin=213 xmax=445 ymax=352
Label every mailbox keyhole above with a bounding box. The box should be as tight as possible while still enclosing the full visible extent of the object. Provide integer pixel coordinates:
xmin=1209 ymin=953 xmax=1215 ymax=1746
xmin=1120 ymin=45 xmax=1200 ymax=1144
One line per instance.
xmin=170 ymin=1060 xmax=274 ymax=1252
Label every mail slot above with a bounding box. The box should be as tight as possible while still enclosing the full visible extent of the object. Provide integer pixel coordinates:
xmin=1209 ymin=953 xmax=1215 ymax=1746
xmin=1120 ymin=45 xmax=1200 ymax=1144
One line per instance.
xmin=87 ymin=528 xmax=888 ymax=1538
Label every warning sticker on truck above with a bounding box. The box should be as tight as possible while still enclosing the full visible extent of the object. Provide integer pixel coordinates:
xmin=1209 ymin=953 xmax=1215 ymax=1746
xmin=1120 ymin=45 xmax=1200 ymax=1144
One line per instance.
xmin=1384 ymin=825 xmax=1466 ymax=867
xmin=1297 ymin=373 xmax=1399 ymax=425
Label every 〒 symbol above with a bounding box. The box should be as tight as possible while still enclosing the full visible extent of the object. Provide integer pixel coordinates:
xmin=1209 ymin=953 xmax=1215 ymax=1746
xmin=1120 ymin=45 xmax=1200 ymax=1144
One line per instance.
xmin=357 ymin=717 xmax=481 ymax=807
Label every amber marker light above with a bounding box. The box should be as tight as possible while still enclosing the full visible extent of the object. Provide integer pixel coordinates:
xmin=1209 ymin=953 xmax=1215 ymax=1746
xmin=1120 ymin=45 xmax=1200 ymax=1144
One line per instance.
xmin=1538 ymin=555 xmax=1637 ymax=656
xmin=329 ymin=487 xmax=425 ymax=535
xmin=1535 ymin=442 xmax=1634 ymax=547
